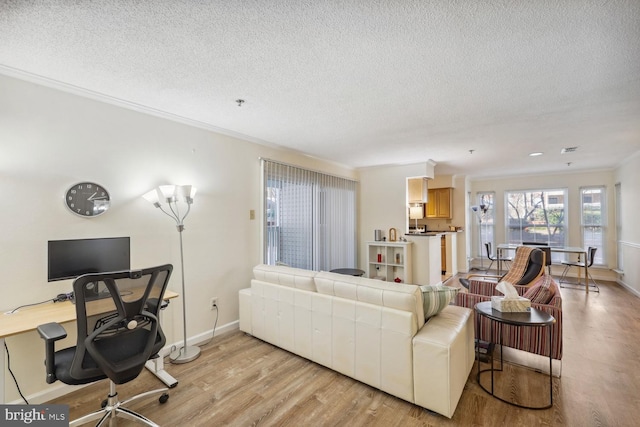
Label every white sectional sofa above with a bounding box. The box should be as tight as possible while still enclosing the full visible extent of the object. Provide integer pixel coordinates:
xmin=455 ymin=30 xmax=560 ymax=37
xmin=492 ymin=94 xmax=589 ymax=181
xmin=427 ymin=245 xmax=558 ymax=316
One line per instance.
xmin=239 ymin=264 xmax=474 ymax=418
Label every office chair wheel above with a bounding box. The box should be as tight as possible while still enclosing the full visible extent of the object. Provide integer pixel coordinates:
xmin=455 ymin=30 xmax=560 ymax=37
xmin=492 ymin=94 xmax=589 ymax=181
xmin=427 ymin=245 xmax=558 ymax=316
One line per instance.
xmin=159 ymin=393 xmax=169 ymax=404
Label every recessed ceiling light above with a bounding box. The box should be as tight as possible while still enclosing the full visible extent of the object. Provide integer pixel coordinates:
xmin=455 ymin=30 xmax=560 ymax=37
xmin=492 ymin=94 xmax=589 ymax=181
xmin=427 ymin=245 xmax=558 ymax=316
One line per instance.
xmin=529 ymin=152 xmax=543 ymax=157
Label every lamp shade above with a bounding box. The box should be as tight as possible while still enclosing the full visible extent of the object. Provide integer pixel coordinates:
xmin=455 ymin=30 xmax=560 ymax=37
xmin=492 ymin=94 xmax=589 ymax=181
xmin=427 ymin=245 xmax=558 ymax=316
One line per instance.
xmin=409 ymin=205 xmax=424 ymax=220
xmin=159 ymin=185 xmax=177 ymax=202
xmin=142 ymin=188 xmax=160 ymax=205
xmin=177 ymin=185 xmax=197 ymax=202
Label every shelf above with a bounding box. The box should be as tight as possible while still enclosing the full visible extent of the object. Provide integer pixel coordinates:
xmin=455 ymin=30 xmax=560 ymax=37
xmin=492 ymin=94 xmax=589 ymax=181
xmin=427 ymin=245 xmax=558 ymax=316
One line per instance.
xmin=366 ymin=241 xmax=413 ymax=283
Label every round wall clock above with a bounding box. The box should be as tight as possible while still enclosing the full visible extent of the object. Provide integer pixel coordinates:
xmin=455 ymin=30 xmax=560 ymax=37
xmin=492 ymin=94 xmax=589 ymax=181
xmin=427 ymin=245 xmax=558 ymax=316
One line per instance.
xmin=65 ymin=182 xmax=111 ymax=217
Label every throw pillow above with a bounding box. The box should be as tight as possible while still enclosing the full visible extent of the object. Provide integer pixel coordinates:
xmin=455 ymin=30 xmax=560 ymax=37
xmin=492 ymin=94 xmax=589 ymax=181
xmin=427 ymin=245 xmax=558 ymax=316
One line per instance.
xmin=419 ymin=285 xmax=460 ymax=320
xmin=523 ymin=274 xmax=556 ymax=304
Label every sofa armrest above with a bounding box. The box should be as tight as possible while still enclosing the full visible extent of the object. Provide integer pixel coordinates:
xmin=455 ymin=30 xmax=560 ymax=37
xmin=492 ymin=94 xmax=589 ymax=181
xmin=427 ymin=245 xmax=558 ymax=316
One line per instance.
xmin=238 ymin=288 xmax=252 ymax=334
xmin=455 ymin=291 xmax=490 ymax=308
xmin=412 ymin=306 xmax=474 ymax=418
xmin=468 ymin=280 xmax=501 ymax=296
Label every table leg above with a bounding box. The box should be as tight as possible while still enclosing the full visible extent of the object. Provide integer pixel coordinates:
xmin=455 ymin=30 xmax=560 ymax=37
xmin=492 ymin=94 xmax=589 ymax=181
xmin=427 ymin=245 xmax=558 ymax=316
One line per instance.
xmin=1 ymin=337 xmax=5 ymax=403
xmin=490 ymin=319 xmax=494 ymax=395
xmin=548 ymin=323 xmax=553 ymax=407
xmin=145 ymin=356 xmax=178 ymax=388
xmin=145 ymin=300 xmax=178 ymax=387
xmin=585 ymin=256 xmax=589 ymax=294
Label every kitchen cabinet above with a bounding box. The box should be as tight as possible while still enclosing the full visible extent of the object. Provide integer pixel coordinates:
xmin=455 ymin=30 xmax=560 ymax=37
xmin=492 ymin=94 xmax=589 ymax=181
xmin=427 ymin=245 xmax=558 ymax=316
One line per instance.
xmin=407 ymin=177 xmax=428 ymax=203
xmin=367 ymin=241 xmax=413 ymax=283
xmin=426 ymin=187 xmax=453 ymax=219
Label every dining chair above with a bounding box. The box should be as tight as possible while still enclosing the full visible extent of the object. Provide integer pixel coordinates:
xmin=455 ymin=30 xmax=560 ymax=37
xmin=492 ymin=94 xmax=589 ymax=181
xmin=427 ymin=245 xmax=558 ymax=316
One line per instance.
xmin=559 ymin=246 xmax=599 ymax=292
xmin=485 ymin=242 xmax=512 ymax=272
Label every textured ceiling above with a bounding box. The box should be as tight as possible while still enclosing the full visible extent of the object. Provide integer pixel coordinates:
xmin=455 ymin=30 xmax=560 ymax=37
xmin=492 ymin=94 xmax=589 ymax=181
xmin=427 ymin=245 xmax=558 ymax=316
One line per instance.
xmin=1 ymin=0 xmax=639 ymax=177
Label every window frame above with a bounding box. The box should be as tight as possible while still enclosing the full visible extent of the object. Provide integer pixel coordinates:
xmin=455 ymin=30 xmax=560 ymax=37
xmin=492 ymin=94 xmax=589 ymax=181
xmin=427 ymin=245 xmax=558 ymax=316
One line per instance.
xmin=475 ymin=192 xmax=495 ymax=261
xmin=580 ymin=185 xmax=606 ymax=266
xmin=504 ymin=188 xmax=568 ymax=263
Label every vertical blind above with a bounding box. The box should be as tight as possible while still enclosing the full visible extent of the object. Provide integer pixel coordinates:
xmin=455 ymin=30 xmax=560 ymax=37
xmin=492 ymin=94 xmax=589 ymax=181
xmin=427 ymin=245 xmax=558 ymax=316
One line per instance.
xmin=262 ymin=159 xmax=357 ymax=271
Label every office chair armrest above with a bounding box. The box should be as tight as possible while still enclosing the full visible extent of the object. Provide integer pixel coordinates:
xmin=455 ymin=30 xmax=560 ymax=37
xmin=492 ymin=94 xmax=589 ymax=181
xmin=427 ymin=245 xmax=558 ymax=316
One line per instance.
xmin=37 ymin=322 xmax=67 ymax=341
xmin=37 ymin=322 xmax=67 ymax=384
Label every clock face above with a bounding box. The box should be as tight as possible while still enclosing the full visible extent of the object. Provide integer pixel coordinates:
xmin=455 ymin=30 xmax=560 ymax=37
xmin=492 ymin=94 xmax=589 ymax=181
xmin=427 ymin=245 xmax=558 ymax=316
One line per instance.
xmin=65 ymin=182 xmax=111 ymax=217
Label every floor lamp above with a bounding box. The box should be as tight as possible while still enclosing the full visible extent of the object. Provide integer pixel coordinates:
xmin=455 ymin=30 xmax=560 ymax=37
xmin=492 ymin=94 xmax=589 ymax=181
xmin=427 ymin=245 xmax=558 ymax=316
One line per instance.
xmin=143 ymin=184 xmax=201 ymax=364
xmin=471 ymin=204 xmax=488 ymax=270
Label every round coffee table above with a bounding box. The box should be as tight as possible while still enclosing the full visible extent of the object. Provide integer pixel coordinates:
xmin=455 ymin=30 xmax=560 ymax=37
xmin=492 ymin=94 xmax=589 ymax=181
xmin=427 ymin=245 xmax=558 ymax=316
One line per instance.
xmin=329 ymin=268 xmax=365 ymax=276
xmin=474 ymin=301 xmax=555 ymax=409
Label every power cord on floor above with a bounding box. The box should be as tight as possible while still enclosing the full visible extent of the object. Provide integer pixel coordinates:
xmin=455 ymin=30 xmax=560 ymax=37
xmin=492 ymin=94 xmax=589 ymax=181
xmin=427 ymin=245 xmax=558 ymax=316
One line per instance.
xmin=161 ymin=304 xmax=219 ymax=362
xmin=4 ymin=341 xmax=29 ymax=404
xmin=199 ymin=304 xmax=219 ymax=346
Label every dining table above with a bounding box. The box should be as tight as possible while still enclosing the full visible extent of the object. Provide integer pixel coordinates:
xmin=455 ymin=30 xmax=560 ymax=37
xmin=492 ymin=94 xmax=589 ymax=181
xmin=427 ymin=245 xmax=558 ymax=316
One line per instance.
xmin=496 ymin=244 xmax=590 ymax=293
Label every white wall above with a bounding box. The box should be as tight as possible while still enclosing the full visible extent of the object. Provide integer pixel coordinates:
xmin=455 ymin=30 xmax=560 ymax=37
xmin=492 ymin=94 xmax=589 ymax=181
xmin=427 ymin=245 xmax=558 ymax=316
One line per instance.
xmin=0 ymin=74 xmax=355 ymax=402
xmin=614 ymin=152 xmax=640 ymax=295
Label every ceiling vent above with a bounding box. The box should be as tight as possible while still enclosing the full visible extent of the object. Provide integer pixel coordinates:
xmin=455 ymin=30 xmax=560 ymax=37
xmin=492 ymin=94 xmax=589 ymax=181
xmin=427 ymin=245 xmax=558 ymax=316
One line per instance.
xmin=561 ymin=146 xmax=578 ymax=154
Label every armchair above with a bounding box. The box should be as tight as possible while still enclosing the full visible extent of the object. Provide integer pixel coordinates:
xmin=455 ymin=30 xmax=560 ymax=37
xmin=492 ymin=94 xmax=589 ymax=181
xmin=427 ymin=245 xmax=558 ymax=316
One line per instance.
xmin=455 ymin=274 xmax=563 ymax=361
xmin=461 ymin=246 xmax=546 ymax=289
xmin=37 ymin=264 xmax=173 ymax=426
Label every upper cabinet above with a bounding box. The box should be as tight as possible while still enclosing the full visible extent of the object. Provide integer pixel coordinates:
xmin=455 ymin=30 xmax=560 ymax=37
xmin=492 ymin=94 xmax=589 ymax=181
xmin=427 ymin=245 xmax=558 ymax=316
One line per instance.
xmin=407 ymin=177 xmax=428 ymax=203
xmin=426 ymin=187 xmax=453 ymax=219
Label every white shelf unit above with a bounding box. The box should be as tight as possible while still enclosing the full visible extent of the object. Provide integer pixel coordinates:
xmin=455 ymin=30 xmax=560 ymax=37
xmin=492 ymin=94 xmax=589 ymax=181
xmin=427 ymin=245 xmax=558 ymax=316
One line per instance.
xmin=366 ymin=241 xmax=413 ymax=283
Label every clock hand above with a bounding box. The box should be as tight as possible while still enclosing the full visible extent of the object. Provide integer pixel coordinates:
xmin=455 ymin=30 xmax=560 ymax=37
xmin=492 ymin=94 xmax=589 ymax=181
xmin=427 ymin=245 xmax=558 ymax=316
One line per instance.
xmin=87 ymin=192 xmax=98 ymax=201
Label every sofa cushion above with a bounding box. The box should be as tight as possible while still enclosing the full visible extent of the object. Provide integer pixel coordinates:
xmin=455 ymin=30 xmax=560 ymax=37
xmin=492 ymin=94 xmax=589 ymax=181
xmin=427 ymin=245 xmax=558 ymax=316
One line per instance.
xmin=523 ymin=274 xmax=557 ymax=304
xmin=314 ymin=271 xmax=426 ymax=329
xmin=253 ymin=264 xmax=317 ymax=292
xmin=419 ymin=285 xmax=459 ymax=319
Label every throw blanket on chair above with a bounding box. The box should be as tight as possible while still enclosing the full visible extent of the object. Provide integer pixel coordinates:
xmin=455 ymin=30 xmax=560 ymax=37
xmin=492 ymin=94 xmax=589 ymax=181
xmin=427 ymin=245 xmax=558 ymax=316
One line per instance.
xmin=500 ymin=246 xmax=534 ymax=285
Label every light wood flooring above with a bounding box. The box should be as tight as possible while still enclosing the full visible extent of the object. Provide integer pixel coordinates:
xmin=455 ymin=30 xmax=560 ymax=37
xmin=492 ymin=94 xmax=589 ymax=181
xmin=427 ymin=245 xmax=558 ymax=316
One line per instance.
xmin=49 ymin=277 xmax=640 ymax=426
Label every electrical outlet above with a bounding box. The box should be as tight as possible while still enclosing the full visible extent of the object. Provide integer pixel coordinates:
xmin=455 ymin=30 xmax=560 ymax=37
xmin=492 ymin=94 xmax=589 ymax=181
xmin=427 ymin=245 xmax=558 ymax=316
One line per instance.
xmin=210 ymin=297 xmax=218 ymax=310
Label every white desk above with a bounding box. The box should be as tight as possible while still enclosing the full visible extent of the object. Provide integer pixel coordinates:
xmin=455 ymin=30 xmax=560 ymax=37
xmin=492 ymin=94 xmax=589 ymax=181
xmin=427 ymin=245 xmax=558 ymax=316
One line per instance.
xmin=0 ymin=290 xmax=178 ymax=403
xmin=497 ymin=244 xmax=590 ymax=293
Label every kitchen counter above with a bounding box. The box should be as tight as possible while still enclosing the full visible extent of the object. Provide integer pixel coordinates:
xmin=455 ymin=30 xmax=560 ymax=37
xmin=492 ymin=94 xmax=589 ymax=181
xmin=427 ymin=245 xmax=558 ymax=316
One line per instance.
xmin=405 ymin=231 xmax=460 ymax=280
xmin=405 ymin=230 xmax=461 ymax=236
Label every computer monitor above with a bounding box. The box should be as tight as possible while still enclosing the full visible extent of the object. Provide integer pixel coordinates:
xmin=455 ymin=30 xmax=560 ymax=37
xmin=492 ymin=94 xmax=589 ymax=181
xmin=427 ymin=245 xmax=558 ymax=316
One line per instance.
xmin=47 ymin=237 xmax=131 ymax=282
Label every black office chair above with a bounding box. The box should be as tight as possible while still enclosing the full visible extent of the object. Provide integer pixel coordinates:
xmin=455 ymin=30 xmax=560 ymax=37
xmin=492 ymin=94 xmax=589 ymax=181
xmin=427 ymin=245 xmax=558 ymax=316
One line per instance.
xmin=37 ymin=264 xmax=173 ymax=426
xmin=559 ymin=246 xmax=599 ymax=292
xmin=522 ymin=242 xmax=552 ymax=274
xmin=484 ymin=242 xmax=512 ymax=271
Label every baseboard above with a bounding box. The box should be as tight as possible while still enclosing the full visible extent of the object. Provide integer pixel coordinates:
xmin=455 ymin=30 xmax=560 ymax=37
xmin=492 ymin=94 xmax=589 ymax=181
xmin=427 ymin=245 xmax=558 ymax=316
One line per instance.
xmin=175 ymin=320 xmax=239 ymax=349
xmin=16 ymin=320 xmax=240 ymax=405
xmin=9 ymin=382 xmax=91 ymax=405
xmin=616 ymin=278 xmax=640 ymax=298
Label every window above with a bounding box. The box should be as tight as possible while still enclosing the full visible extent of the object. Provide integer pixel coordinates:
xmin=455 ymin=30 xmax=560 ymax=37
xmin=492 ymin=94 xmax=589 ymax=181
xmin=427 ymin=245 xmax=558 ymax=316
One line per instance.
xmin=505 ymin=189 xmax=567 ymax=262
xmin=581 ymin=186 xmax=606 ymax=265
xmin=262 ymin=159 xmax=357 ymax=270
xmin=475 ymin=192 xmax=495 ymax=260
